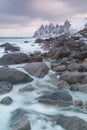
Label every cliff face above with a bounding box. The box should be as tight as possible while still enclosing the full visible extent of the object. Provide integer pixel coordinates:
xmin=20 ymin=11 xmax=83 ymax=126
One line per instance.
xmin=33 ymin=20 xmax=71 ymax=38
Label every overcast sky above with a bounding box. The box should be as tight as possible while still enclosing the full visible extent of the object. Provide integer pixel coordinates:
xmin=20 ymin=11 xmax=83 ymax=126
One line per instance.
xmin=0 ymin=0 xmax=87 ymax=37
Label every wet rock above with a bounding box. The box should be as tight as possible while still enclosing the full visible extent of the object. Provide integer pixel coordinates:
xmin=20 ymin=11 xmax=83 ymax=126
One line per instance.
xmin=0 ymin=43 xmax=20 ymax=52
xmin=0 ymin=66 xmax=33 ymax=84
xmin=38 ymin=90 xmax=72 ymax=107
xmin=67 ymin=62 xmax=79 ymax=71
xmin=70 ymin=85 xmax=79 ymax=91
xmin=73 ymin=51 xmax=87 ymax=60
xmin=0 ymin=81 xmax=13 ymax=95
xmin=51 ymin=65 xmax=66 ymax=72
xmin=9 ymin=108 xmax=31 ymax=130
xmin=57 ymin=80 xmax=68 ymax=88
xmin=19 ymin=86 xmax=35 ymax=92
xmin=67 ymin=62 xmax=87 ymax=72
xmin=74 ymin=100 xmax=83 ymax=107
xmin=0 ymin=96 xmax=13 ymax=105
xmin=24 ymin=41 xmax=29 ymax=43
xmin=24 ymin=62 xmax=49 ymax=78
xmin=60 ymin=71 xmax=87 ymax=84
xmin=48 ymin=45 xmax=71 ymax=60
xmin=0 ymin=53 xmax=29 ymax=65
xmin=29 ymin=55 xmax=43 ymax=62
xmin=75 ymin=84 xmax=87 ymax=93
xmin=33 ymin=51 xmax=41 ymax=56
xmin=55 ymin=115 xmax=87 ymax=130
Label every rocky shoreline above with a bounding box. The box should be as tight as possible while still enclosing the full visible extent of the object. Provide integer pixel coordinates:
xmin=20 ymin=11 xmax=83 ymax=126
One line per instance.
xmin=0 ymin=29 xmax=87 ymax=130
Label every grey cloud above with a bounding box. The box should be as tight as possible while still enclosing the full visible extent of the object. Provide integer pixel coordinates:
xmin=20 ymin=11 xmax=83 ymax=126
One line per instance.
xmin=0 ymin=0 xmax=87 ymax=28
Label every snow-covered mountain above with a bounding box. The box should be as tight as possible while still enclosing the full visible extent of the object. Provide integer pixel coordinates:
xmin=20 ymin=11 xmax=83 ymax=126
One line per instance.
xmin=33 ymin=18 xmax=87 ymax=39
xmin=33 ymin=20 xmax=71 ymax=38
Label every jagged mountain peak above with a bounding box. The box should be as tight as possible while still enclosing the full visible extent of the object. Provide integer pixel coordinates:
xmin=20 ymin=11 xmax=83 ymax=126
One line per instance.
xmin=33 ymin=20 xmax=71 ymax=38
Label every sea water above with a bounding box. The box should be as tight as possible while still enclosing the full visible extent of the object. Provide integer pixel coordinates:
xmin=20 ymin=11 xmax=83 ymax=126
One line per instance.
xmin=0 ymin=37 xmax=87 ymax=130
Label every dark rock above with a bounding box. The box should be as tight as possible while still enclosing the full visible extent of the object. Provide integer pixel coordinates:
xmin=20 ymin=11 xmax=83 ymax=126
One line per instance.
xmin=38 ymin=90 xmax=72 ymax=107
xmin=55 ymin=115 xmax=87 ymax=130
xmin=24 ymin=41 xmax=29 ymax=43
xmin=0 ymin=81 xmax=13 ymax=95
xmin=29 ymin=55 xmax=43 ymax=62
xmin=74 ymin=100 xmax=83 ymax=107
xmin=33 ymin=51 xmax=41 ymax=55
xmin=48 ymin=45 xmax=71 ymax=60
xmin=0 ymin=53 xmax=29 ymax=65
xmin=73 ymin=51 xmax=87 ymax=60
xmin=67 ymin=62 xmax=87 ymax=72
xmin=51 ymin=64 xmax=66 ymax=72
xmin=79 ymin=28 xmax=87 ymax=38
xmin=0 ymin=66 xmax=33 ymax=84
xmin=24 ymin=62 xmax=49 ymax=78
xmin=60 ymin=71 xmax=87 ymax=84
xmin=0 ymin=96 xmax=13 ymax=105
xmin=19 ymin=86 xmax=35 ymax=92
xmin=0 ymin=43 xmax=20 ymax=52
xmin=9 ymin=108 xmax=31 ymax=130
xmin=57 ymin=80 xmax=68 ymax=88
xmin=67 ymin=62 xmax=79 ymax=71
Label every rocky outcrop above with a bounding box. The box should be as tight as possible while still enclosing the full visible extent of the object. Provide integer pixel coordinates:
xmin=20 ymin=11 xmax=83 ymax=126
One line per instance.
xmin=38 ymin=90 xmax=72 ymax=107
xmin=0 ymin=81 xmax=13 ymax=95
xmin=24 ymin=62 xmax=49 ymax=78
xmin=0 ymin=66 xmax=33 ymax=84
xmin=79 ymin=28 xmax=87 ymax=38
xmin=0 ymin=43 xmax=20 ymax=52
xmin=9 ymin=108 xmax=31 ymax=130
xmin=55 ymin=115 xmax=87 ymax=130
xmin=0 ymin=53 xmax=29 ymax=65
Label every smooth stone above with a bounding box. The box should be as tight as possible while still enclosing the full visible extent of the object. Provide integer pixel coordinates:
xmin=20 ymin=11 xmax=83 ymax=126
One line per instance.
xmin=0 ymin=53 xmax=29 ymax=65
xmin=0 ymin=66 xmax=33 ymax=84
xmin=0 ymin=96 xmax=13 ymax=105
xmin=24 ymin=62 xmax=49 ymax=78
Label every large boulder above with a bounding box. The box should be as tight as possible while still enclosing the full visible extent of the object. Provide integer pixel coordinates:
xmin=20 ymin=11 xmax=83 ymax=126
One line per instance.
xmin=38 ymin=90 xmax=72 ymax=107
xmin=60 ymin=71 xmax=87 ymax=84
xmin=0 ymin=66 xmax=33 ymax=84
xmin=48 ymin=45 xmax=71 ymax=60
xmin=0 ymin=43 xmax=20 ymax=52
xmin=24 ymin=62 xmax=49 ymax=78
xmin=9 ymin=108 xmax=31 ymax=130
xmin=0 ymin=81 xmax=13 ymax=95
xmin=0 ymin=53 xmax=29 ymax=65
xmin=55 ymin=115 xmax=87 ymax=130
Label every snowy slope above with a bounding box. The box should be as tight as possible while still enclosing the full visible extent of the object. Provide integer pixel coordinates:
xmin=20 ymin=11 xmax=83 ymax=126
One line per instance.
xmin=70 ymin=17 xmax=87 ymax=32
